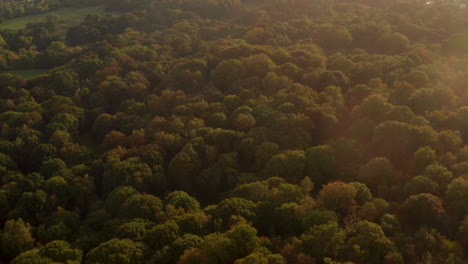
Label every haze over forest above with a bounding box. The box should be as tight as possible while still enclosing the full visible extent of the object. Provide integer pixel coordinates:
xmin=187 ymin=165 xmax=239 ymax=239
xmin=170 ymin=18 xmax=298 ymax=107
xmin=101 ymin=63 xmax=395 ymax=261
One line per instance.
xmin=0 ymin=0 xmax=467 ymax=263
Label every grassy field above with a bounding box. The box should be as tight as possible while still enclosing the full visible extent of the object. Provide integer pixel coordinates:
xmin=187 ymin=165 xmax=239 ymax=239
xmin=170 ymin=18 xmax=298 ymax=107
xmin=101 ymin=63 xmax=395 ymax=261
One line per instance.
xmin=1 ymin=70 xmax=48 ymax=79
xmin=0 ymin=6 xmax=112 ymax=31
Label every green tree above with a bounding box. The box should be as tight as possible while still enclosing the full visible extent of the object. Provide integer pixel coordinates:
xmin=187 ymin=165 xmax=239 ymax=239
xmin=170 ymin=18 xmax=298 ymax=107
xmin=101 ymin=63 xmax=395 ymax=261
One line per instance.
xmin=345 ymin=221 xmax=393 ymax=264
xmin=233 ymin=113 xmax=256 ymax=131
xmin=305 ymin=145 xmax=337 ymax=187
xmin=403 ymin=176 xmax=439 ymax=197
xmin=235 ymin=250 xmax=286 ymax=264
xmin=372 ymin=121 xmax=436 ymax=168
xmin=10 ymin=249 xmax=50 ymax=264
xmin=412 ymin=146 xmax=437 ymax=174
xmin=85 ymin=239 xmax=144 ymax=264
xmin=358 ymin=157 xmax=400 ymax=197
xmin=300 ymin=222 xmax=345 ymax=260
xmin=39 ymin=158 xmax=66 ymax=179
xmin=1 ymin=218 xmax=35 ymax=260
xmin=263 ymin=151 xmax=306 ymax=183
xmin=143 ymin=221 xmax=179 ymax=250
xmin=165 ymin=191 xmax=200 ymax=212
xmin=243 ymin=54 xmax=275 ymax=78
xmin=458 ymin=215 xmax=468 ymax=253
xmin=400 ymin=193 xmax=445 ymax=229
xmin=214 ymin=197 xmax=256 ymax=224
xmin=422 ymin=164 xmax=453 ymax=194
xmin=36 ymin=222 xmax=71 ymax=243
xmin=403 ymin=70 xmax=429 ymax=87
xmin=211 ymin=59 xmax=245 ymax=90
xmin=446 ymin=177 xmax=468 ymax=221
xmin=318 ymin=181 xmax=357 ymax=216
xmin=444 ymin=33 xmax=468 ymax=55
xmin=301 ymin=208 xmax=338 ymax=229
xmin=157 ymin=234 xmax=202 ymax=264
xmin=376 ymin=33 xmax=410 ymax=54
xmin=118 ymin=193 xmax=164 ymax=222
xmin=300 ymin=176 xmax=314 ymax=195
xmin=102 ymin=157 xmax=153 ymax=194
xmin=450 ymin=106 xmax=468 ymax=141
xmin=358 ymin=94 xmax=393 ymax=122
xmin=115 ymin=220 xmax=148 ymax=241
xmin=104 ymin=186 xmax=138 ymax=216
xmin=230 ymin=181 xmax=269 ymax=202
xmin=168 ymin=144 xmax=201 ymax=192
xmin=47 ymin=70 xmax=79 ymax=97
xmin=45 ymin=176 xmax=69 ymax=205
xmin=200 ymin=233 xmax=235 ymax=263
xmin=315 ymin=24 xmax=353 ymax=52
xmin=0 ymin=152 xmax=15 ymax=169
xmin=349 ymin=182 xmax=373 ymax=205
xmin=29 ymin=144 xmax=56 ymax=171
xmin=308 ymin=70 xmax=350 ymax=92
xmin=225 ymin=224 xmax=260 ymax=258
xmin=436 ymin=130 xmax=462 ymax=153
xmin=174 ymin=212 xmax=210 ymax=236
xmin=39 ymin=240 xmax=82 ymax=263
xmin=255 ymin=142 xmax=280 ymax=171
xmin=92 ymin=113 xmax=117 ymax=142
xmin=408 ymin=88 xmax=437 ymax=115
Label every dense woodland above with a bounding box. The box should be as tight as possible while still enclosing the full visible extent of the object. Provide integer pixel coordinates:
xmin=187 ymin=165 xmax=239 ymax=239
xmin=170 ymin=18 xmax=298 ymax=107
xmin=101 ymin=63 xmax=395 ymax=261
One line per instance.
xmin=0 ymin=0 xmax=467 ymax=263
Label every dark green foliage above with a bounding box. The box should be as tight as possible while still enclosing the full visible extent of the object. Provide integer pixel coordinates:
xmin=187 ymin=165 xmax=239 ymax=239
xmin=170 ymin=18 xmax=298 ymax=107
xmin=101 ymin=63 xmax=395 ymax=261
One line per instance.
xmin=114 ymin=219 xmax=148 ymax=241
xmin=38 ymin=240 xmax=82 ymax=263
xmin=1 ymin=219 xmax=34 ymax=260
xmin=305 ymin=145 xmax=337 ymax=187
xmin=29 ymin=144 xmax=56 ymax=171
xmin=301 ymin=222 xmax=345 ymax=259
xmin=143 ymin=221 xmax=179 ymax=250
xmin=344 ymin=221 xmax=393 ymax=263
xmin=165 ymin=191 xmax=200 ymax=211
xmin=102 ymin=157 xmax=153 ymax=194
xmin=400 ymin=193 xmax=445 ymax=229
xmin=212 ymin=59 xmax=245 ymax=90
xmin=119 ymin=194 xmax=164 ymax=222
xmin=349 ymin=182 xmax=373 ymax=205
xmin=225 ymin=224 xmax=260 ymax=258
xmin=84 ymin=239 xmax=144 ymax=264
xmin=39 ymin=158 xmax=66 ymax=179
xmin=444 ymin=33 xmax=468 ymax=55
xmin=446 ymin=177 xmax=468 ymax=221
xmin=104 ymin=186 xmax=138 ymax=216
xmin=214 ymin=197 xmax=256 ymax=223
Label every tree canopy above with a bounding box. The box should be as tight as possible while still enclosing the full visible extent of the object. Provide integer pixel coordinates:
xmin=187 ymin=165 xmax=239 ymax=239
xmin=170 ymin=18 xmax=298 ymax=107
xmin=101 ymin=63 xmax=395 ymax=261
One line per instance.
xmin=0 ymin=0 xmax=467 ymax=263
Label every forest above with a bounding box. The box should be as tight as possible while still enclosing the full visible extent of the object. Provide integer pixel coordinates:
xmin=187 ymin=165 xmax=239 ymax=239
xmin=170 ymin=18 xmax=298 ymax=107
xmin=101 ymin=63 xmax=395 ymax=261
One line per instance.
xmin=0 ymin=0 xmax=467 ymax=263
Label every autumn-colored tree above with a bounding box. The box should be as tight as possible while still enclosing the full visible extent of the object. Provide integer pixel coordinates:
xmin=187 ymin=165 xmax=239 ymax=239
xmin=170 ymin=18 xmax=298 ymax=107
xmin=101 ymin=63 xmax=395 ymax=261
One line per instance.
xmin=318 ymin=181 xmax=357 ymax=216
